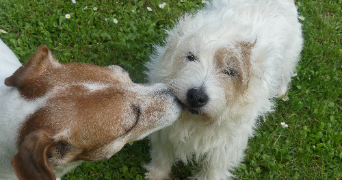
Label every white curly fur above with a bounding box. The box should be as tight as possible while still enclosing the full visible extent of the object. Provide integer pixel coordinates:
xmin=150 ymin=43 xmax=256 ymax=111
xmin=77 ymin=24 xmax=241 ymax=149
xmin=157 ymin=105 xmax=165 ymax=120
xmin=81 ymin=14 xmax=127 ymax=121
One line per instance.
xmin=144 ymin=0 xmax=303 ymax=179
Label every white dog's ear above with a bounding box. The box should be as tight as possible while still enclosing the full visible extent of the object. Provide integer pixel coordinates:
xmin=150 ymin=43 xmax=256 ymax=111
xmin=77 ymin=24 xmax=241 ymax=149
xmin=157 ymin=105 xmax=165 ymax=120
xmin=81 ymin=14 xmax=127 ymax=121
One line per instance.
xmin=5 ymin=45 xmax=59 ymax=88
xmin=11 ymin=131 xmax=56 ymax=180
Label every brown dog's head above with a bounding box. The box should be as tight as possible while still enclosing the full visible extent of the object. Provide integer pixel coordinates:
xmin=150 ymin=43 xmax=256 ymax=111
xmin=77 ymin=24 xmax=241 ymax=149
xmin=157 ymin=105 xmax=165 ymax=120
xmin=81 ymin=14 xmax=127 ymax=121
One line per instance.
xmin=7 ymin=45 xmax=181 ymax=180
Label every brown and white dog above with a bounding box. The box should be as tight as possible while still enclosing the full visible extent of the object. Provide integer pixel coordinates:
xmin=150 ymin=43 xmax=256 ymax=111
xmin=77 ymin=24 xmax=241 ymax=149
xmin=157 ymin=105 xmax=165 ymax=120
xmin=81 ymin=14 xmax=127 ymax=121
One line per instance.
xmin=0 ymin=39 xmax=181 ymax=180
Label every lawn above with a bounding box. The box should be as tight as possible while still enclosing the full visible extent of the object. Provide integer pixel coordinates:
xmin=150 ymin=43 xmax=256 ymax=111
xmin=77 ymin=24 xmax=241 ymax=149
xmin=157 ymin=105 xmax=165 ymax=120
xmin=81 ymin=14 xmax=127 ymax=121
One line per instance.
xmin=0 ymin=0 xmax=341 ymax=179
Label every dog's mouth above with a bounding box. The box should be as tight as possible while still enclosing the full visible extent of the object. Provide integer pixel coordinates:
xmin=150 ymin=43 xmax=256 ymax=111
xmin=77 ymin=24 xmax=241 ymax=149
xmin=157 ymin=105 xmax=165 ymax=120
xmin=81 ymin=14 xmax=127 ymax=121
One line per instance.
xmin=167 ymin=89 xmax=202 ymax=115
xmin=174 ymin=97 xmax=201 ymax=115
xmin=186 ymin=108 xmax=200 ymax=114
xmin=174 ymin=97 xmax=184 ymax=107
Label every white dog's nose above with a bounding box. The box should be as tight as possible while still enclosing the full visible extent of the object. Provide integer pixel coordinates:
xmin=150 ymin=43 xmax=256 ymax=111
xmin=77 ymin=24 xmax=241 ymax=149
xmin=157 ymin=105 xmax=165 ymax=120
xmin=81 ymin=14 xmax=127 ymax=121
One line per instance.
xmin=186 ymin=88 xmax=209 ymax=108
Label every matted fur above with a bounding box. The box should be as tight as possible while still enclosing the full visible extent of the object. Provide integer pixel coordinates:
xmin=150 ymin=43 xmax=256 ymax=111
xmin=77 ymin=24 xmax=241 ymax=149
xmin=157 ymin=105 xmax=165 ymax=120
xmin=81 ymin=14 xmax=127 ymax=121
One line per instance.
xmin=144 ymin=0 xmax=303 ymax=179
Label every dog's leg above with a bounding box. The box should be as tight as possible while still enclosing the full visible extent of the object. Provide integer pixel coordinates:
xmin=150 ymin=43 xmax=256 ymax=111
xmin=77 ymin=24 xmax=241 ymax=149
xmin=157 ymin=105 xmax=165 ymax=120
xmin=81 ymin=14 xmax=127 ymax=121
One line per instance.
xmin=277 ymin=27 xmax=303 ymax=98
xmin=277 ymin=56 xmax=300 ymax=98
xmin=145 ymin=132 xmax=175 ymax=180
xmin=192 ymin=133 xmax=249 ymax=180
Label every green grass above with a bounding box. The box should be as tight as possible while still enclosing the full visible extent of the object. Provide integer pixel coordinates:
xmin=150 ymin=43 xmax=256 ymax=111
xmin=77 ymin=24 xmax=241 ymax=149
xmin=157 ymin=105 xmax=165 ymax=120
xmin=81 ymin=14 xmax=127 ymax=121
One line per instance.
xmin=0 ymin=0 xmax=341 ymax=179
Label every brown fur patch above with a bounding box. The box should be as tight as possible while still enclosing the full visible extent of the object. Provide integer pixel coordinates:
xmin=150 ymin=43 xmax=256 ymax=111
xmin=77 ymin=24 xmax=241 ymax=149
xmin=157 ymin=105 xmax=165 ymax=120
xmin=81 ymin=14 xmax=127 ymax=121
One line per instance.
xmin=237 ymin=41 xmax=255 ymax=91
xmin=214 ymin=41 xmax=254 ymax=103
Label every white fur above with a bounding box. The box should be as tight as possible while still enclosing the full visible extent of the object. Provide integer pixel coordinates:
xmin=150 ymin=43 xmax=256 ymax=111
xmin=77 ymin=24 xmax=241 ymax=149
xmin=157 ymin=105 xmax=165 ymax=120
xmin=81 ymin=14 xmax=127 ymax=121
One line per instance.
xmin=0 ymin=39 xmax=28 ymax=180
xmin=145 ymin=0 xmax=303 ymax=179
xmin=82 ymin=82 xmax=109 ymax=92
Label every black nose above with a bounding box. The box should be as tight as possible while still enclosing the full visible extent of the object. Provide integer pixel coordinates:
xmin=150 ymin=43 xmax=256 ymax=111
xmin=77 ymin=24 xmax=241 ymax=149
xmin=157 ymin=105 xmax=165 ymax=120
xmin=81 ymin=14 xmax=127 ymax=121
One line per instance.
xmin=186 ymin=88 xmax=209 ymax=108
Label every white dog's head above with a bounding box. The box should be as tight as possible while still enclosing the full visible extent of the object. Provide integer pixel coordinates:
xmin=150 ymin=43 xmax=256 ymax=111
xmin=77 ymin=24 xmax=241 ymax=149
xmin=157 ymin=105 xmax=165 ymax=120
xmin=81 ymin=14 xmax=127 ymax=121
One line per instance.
xmin=146 ymin=15 xmax=257 ymax=122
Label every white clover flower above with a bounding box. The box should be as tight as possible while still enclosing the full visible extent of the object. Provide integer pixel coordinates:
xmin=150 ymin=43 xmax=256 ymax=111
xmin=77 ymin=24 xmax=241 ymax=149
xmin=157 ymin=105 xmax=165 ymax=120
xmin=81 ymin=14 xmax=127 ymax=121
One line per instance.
xmin=65 ymin=14 xmax=71 ymax=19
xmin=129 ymin=141 xmax=133 ymax=145
xmin=0 ymin=29 xmax=8 ymax=34
xmin=298 ymin=16 xmax=305 ymax=21
xmin=159 ymin=3 xmax=165 ymax=9
xmin=72 ymin=0 xmax=76 ymax=4
xmin=113 ymin=18 xmax=118 ymax=24
xmin=282 ymin=96 xmax=289 ymax=101
xmin=105 ymin=18 xmax=108 ymax=21
xmin=93 ymin=7 xmax=98 ymax=11
xmin=83 ymin=6 xmax=87 ymax=10
xmin=281 ymin=122 xmax=289 ymax=128
xmin=147 ymin=7 xmax=152 ymax=11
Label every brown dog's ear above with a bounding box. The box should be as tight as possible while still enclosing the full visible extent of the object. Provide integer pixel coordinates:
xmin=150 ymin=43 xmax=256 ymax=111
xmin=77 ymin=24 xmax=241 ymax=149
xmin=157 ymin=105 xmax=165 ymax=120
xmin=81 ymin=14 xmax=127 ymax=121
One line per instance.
xmin=5 ymin=45 xmax=59 ymax=88
xmin=11 ymin=131 xmax=56 ymax=180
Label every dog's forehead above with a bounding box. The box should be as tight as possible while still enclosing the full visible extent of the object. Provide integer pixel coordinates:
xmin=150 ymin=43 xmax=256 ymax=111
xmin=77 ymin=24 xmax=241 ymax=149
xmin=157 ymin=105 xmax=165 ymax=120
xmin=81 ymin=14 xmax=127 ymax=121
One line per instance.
xmin=170 ymin=34 xmax=231 ymax=60
xmin=41 ymin=63 xmax=133 ymax=99
xmin=46 ymin=64 xmax=148 ymax=108
xmin=55 ymin=63 xmax=132 ymax=85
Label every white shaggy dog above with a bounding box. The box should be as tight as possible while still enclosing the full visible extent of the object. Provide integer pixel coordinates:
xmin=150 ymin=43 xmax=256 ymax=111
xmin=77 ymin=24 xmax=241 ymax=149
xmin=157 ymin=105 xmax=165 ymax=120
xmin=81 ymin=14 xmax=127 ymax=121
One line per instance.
xmin=144 ymin=0 xmax=303 ymax=179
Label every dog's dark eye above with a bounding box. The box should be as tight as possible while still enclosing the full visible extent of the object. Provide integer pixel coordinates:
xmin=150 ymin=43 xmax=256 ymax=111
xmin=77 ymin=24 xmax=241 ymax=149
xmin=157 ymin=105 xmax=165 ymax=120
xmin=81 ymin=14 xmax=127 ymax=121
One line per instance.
xmin=222 ymin=69 xmax=238 ymax=76
xmin=186 ymin=52 xmax=197 ymax=61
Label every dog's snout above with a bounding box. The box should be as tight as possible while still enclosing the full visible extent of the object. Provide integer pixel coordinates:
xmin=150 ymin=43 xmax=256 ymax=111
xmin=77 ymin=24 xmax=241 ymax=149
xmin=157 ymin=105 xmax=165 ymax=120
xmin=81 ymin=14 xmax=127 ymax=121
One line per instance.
xmin=186 ymin=88 xmax=209 ymax=108
xmin=156 ymin=89 xmax=183 ymax=107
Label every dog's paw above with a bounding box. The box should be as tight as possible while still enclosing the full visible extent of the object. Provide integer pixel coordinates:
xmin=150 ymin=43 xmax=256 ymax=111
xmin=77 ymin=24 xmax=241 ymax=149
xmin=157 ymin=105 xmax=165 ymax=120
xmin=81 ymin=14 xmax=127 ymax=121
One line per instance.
xmin=145 ymin=172 xmax=169 ymax=180
xmin=144 ymin=164 xmax=170 ymax=180
xmin=277 ymin=85 xmax=288 ymax=98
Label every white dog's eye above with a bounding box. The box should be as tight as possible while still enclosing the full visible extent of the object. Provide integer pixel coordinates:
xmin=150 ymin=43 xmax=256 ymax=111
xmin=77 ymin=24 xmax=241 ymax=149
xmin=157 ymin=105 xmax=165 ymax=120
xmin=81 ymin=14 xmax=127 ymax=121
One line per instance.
xmin=186 ymin=52 xmax=197 ymax=61
xmin=222 ymin=69 xmax=238 ymax=76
